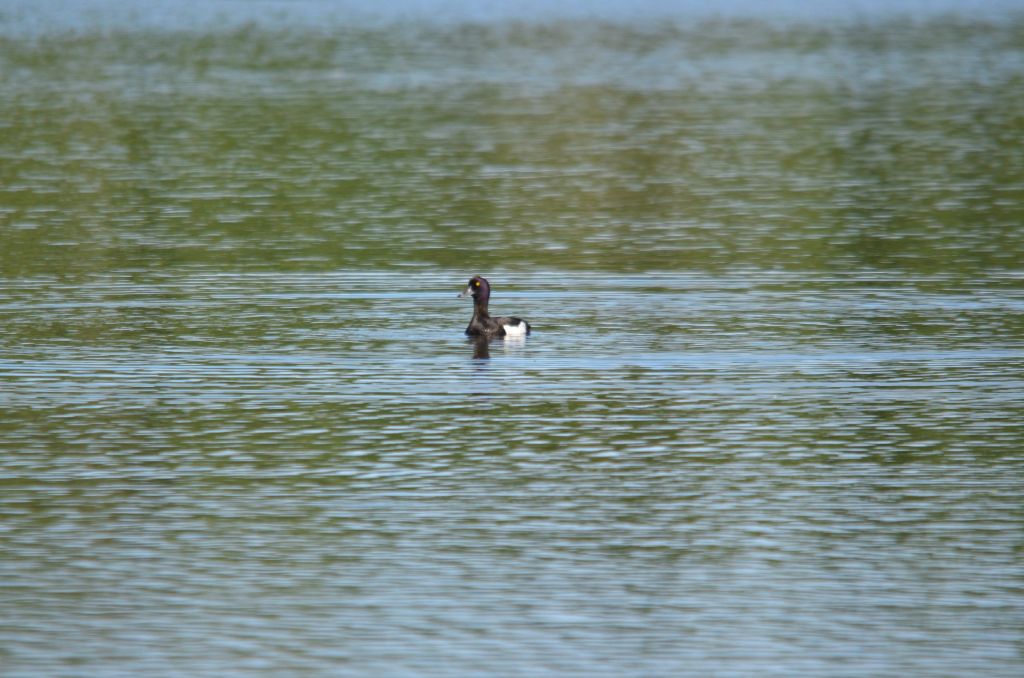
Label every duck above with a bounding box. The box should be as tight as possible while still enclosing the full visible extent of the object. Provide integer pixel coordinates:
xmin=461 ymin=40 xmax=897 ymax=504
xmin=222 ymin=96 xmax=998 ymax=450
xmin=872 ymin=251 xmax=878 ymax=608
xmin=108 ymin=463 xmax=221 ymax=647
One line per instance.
xmin=458 ymin=275 xmax=531 ymax=339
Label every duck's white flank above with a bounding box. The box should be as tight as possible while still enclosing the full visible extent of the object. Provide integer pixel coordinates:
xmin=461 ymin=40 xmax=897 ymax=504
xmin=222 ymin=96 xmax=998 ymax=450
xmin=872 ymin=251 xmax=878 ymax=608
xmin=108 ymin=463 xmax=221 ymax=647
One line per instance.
xmin=503 ymin=321 xmax=529 ymax=337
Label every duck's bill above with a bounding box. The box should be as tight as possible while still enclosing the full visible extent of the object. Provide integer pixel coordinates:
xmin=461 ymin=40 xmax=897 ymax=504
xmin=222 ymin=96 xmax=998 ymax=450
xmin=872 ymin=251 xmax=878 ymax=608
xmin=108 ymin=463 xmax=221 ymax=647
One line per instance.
xmin=457 ymin=285 xmax=473 ymax=298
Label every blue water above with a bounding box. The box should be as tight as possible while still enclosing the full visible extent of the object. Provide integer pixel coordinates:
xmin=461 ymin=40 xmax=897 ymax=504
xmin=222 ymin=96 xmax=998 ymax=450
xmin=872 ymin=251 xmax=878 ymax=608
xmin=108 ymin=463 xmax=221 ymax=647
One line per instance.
xmin=2 ymin=2 xmax=1024 ymax=675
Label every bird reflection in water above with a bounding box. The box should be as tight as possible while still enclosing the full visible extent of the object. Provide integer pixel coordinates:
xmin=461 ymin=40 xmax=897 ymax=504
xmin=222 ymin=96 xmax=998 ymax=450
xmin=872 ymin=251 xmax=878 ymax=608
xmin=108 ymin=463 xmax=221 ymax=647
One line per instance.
xmin=469 ymin=334 xmax=528 ymax=360
xmin=471 ymin=336 xmax=490 ymax=360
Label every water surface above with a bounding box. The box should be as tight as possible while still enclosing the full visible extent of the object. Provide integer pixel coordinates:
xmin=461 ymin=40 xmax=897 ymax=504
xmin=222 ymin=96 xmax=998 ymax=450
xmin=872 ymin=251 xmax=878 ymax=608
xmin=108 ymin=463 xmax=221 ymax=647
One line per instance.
xmin=2 ymin=2 xmax=1024 ymax=675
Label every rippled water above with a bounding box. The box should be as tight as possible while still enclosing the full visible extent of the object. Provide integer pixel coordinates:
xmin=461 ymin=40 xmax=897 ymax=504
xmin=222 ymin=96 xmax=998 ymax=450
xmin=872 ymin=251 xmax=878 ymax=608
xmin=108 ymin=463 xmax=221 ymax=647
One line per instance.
xmin=2 ymin=2 xmax=1024 ymax=675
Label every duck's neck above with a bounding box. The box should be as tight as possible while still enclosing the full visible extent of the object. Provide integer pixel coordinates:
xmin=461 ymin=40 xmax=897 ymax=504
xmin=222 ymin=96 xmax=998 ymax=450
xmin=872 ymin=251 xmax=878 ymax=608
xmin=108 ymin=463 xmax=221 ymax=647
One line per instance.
xmin=473 ymin=296 xmax=490 ymax=319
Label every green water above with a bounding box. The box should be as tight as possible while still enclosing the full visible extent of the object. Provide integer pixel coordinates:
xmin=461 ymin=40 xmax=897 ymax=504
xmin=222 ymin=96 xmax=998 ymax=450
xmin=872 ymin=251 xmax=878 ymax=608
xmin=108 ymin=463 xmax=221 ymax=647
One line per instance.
xmin=2 ymin=5 xmax=1024 ymax=676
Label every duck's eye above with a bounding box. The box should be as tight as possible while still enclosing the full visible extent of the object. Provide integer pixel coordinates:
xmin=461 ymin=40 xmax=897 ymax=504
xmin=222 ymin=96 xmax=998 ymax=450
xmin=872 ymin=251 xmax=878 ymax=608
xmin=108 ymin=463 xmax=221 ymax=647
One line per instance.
xmin=473 ymin=280 xmax=480 ymax=287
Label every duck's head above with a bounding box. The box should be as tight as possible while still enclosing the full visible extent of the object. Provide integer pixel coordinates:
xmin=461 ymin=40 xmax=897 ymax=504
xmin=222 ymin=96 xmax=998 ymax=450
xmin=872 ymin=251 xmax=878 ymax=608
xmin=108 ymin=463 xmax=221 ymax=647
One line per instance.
xmin=458 ymin=275 xmax=490 ymax=301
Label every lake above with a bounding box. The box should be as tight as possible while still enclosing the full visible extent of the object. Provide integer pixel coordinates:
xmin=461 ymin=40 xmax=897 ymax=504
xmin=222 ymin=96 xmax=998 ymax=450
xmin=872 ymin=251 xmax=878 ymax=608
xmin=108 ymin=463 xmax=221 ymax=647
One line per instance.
xmin=1 ymin=1 xmax=1023 ymax=675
